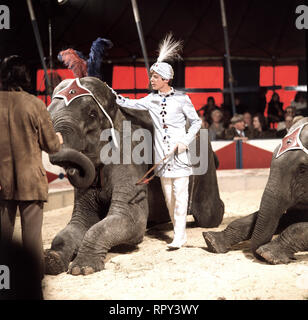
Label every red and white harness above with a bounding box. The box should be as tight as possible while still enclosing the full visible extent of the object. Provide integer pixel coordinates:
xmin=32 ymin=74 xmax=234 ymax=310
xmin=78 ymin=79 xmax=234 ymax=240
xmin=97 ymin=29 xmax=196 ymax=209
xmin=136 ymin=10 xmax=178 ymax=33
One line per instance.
xmin=53 ymin=78 xmax=119 ymax=148
xmin=276 ymin=122 xmax=308 ymax=158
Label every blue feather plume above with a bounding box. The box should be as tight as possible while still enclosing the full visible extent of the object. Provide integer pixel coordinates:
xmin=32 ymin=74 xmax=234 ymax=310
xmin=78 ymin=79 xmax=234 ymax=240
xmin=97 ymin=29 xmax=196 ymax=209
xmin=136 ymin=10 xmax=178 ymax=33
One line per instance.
xmin=87 ymin=37 xmax=113 ymax=80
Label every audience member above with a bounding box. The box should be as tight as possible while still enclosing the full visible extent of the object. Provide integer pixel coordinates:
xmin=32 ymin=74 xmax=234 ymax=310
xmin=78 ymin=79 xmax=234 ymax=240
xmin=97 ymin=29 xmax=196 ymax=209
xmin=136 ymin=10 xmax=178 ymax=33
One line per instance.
xmin=267 ymin=92 xmax=284 ymax=125
xmin=221 ymin=114 xmax=254 ymax=140
xmin=252 ymin=113 xmax=277 ymax=139
xmin=208 ymin=109 xmax=224 ymax=141
xmin=243 ymin=111 xmax=253 ymax=130
xmin=277 ymin=106 xmax=296 ymax=131
xmin=198 ymin=96 xmax=219 ymax=125
xmin=276 ymin=114 xmax=294 ymax=138
xmin=220 ymin=106 xmax=232 ymax=129
xmin=291 ymin=91 xmax=307 ymax=116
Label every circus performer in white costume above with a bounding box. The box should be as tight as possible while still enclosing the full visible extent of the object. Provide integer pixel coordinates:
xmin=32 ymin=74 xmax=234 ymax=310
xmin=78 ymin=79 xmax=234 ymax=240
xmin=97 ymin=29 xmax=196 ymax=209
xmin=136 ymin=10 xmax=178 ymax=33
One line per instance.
xmin=111 ymin=34 xmax=201 ymax=249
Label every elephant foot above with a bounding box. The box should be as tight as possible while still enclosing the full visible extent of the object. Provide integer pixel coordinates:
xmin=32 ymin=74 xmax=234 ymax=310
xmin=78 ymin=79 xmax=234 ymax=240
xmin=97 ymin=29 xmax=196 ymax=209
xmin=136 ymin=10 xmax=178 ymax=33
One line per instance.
xmin=68 ymin=253 xmax=105 ymax=276
xmin=256 ymin=243 xmax=295 ymax=265
xmin=44 ymin=249 xmax=67 ymax=275
xmin=202 ymin=231 xmax=230 ymax=253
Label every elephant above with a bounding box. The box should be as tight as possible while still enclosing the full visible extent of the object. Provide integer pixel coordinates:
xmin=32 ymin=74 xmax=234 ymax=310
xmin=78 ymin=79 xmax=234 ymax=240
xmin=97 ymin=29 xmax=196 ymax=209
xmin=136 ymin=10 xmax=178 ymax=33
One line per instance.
xmin=44 ymin=76 xmax=224 ymax=275
xmin=203 ymin=117 xmax=308 ymax=264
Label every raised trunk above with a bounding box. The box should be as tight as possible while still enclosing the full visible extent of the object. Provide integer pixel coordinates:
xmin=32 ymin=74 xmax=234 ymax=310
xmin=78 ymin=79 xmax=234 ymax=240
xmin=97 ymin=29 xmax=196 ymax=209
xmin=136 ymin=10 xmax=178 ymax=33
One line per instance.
xmin=49 ymin=147 xmax=96 ymax=189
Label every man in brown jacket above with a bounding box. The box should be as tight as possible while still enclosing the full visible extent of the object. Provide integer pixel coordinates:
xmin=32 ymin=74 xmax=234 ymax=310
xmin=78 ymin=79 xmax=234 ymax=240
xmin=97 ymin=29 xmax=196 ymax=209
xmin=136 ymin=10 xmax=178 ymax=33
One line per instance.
xmin=221 ymin=114 xmax=255 ymax=140
xmin=0 ymin=56 xmax=63 ymax=279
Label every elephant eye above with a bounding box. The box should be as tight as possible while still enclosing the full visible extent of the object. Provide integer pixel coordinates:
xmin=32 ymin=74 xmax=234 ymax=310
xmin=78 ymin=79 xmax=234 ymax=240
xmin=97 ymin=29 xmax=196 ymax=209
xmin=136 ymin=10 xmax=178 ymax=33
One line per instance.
xmin=89 ymin=110 xmax=98 ymax=118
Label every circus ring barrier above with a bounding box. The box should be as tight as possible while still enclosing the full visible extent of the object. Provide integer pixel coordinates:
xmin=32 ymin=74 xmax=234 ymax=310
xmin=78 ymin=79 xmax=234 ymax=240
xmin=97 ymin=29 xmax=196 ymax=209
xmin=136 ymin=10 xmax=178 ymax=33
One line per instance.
xmin=43 ymin=139 xmax=281 ymax=211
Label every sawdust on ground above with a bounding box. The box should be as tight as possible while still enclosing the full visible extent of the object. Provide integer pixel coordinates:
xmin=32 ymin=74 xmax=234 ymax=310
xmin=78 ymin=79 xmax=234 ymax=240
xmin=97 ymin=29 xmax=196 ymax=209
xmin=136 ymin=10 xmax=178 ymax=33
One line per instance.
xmin=13 ymin=189 xmax=308 ymax=300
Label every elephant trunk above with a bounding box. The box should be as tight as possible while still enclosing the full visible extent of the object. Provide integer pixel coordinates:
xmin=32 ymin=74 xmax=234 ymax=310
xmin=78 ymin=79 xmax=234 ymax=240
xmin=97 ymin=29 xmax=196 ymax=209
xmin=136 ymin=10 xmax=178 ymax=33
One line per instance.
xmin=251 ymin=169 xmax=290 ymax=254
xmin=49 ymin=147 xmax=96 ymax=189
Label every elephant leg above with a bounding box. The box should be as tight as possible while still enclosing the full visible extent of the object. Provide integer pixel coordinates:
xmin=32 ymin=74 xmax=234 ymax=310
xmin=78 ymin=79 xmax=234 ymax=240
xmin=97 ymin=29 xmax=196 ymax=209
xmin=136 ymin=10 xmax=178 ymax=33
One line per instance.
xmin=45 ymin=189 xmax=103 ymax=275
xmin=45 ymin=221 xmax=93 ymax=275
xmin=256 ymin=222 xmax=308 ymax=264
xmin=275 ymin=209 xmax=308 ymax=234
xmin=68 ymin=213 xmax=146 ymax=275
xmin=255 ymin=209 xmax=308 ymax=264
xmin=202 ymin=212 xmax=258 ymax=253
xmin=257 ymin=222 xmax=308 ymax=264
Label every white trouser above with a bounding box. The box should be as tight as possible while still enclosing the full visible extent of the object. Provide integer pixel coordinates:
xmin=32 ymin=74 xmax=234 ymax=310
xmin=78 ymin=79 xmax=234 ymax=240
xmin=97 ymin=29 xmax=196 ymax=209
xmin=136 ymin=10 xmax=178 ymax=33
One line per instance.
xmin=160 ymin=176 xmax=189 ymax=243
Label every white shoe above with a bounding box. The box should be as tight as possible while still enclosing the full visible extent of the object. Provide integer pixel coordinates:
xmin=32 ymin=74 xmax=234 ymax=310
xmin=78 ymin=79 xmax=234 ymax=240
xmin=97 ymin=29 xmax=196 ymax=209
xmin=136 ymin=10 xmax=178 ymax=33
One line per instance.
xmin=167 ymin=237 xmax=187 ymax=249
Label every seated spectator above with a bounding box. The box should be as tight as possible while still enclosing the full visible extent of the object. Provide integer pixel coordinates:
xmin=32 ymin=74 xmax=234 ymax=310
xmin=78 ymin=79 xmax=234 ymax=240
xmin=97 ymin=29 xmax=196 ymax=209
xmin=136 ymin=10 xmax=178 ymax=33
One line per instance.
xmin=198 ymin=96 xmax=218 ymax=125
xmin=208 ymin=109 xmax=224 ymax=141
xmin=277 ymin=106 xmax=296 ymax=131
xmin=221 ymin=114 xmax=254 ymax=140
xmin=252 ymin=113 xmax=277 ymax=139
xmin=276 ymin=114 xmax=294 ymax=138
xmin=243 ymin=111 xmax=253 ymax=130
xmin=291 ymin=91 xmax=307 ymax=116
xmin=220 ymin=104 xmax=232 ymax=129
xmin=267 ymin=92 xmax=284 ymax=125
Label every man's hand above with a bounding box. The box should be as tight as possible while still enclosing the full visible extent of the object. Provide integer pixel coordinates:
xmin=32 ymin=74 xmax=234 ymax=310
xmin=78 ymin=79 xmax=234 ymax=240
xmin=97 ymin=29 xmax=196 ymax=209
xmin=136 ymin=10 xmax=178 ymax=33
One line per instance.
xmin=176 ymin=142 xmax=188 ymax=154
xmin=233 ymin=136 xmax=248 ymax=141
xmin=56 ymin=132 xmax=64 ymax=145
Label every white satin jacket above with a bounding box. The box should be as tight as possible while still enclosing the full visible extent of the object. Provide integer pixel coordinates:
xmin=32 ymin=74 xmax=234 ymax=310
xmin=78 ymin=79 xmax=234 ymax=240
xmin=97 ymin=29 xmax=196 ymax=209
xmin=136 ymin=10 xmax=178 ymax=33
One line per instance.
xmin=115 ymin=88 xmax=201 ymax=177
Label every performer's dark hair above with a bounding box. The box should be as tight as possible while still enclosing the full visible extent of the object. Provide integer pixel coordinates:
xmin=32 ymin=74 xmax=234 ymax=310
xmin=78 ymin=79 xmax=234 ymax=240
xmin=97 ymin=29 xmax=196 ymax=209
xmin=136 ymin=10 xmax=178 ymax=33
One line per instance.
xmin=0 ymin=55 xmax=31 ymax=91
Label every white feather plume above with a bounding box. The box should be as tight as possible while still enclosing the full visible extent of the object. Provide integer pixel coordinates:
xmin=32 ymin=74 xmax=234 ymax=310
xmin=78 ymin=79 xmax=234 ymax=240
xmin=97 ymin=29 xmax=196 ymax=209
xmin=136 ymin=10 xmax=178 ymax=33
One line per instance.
xmin=157 ymin=33 xmax=183 ymax=63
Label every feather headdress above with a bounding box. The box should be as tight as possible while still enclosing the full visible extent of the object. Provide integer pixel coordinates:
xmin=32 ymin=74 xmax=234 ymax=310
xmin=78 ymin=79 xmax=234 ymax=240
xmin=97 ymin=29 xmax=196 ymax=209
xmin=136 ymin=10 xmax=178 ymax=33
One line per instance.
xmin=157 ymin=33 xmax=183 ymax=63
xmin=87 ymin=38 xmax=113 ymax=79
xmin=58 ymin=37 xmax=113 ymax=80
xmin=58 ymin=48 xmax=88 ymax=78
xmin=150 ymin=33 xmax=183 ymax=80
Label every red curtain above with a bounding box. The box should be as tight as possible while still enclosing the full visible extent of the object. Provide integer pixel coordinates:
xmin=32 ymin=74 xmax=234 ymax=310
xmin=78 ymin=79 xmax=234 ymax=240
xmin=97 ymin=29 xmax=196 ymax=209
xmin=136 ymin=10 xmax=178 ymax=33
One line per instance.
xmin=260 ymin=65 xmax=298 ymax=116
xmin=112 ymin=66 xmax=148 ymax=99
xmin=185 ymin=66 xmax=224 ymax=112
